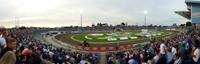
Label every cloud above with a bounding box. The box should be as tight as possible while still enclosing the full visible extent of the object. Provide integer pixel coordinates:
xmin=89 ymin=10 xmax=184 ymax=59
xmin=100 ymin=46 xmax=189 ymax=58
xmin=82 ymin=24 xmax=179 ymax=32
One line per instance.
xmin=0 ymin=0 xmax=188 ymax=27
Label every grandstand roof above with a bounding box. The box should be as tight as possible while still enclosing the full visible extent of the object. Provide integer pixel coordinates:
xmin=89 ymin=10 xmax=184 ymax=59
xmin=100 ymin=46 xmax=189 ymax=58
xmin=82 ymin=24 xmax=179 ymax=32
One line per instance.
xmin=175 ymin=11 xmax=191 ymax=20
xmin=185 ymin=0 xmax=200 ymax=10
xmin=186 ymin=0 xmax=200 ymax=4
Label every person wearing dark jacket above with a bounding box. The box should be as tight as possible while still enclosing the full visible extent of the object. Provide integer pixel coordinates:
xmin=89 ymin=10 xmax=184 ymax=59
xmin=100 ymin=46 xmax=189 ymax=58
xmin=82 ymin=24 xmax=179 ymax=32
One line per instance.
xmin=0 ymin=38 xmax=17 ymax=58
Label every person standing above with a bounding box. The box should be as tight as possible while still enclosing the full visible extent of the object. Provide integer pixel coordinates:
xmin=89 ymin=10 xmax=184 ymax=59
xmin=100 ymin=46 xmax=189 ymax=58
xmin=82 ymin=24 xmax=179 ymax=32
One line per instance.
xmin=0 ymin=51 xmax=16 ymax=64
xmin=0 ymin=38 xmax=17 ymax=58
xmin=0 ymin=28 xmax=7 ymax=53
xmin=192 ymin=39 xmax=200 ymax=64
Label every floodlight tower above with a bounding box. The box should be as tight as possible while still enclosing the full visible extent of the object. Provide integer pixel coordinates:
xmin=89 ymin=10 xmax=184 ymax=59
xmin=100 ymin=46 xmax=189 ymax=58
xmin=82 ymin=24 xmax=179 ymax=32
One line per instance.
xmin=144 ymin=10 xmax=148 ymax=29
xmin=15 ymin=17 xmax=20 ymax=28
xmin=80 ymin=9 xmax=83 ymax=31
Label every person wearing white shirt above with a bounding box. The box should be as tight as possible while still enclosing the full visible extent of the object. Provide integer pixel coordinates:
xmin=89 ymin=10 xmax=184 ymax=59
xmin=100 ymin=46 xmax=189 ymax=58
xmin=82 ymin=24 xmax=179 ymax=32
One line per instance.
xmin=192 ymin=40 xmax=200 ymax=63
xmin=193 ymin=48 xmax=200 ymax=63
xmin=153 ymin=51 xmax=159 ymax=64
xmin=160 ymin=43 xmax=166 ymax=54
xmin=171 ymin=46 xmax=177 ymax=56
xmin=0 ymin=34 xmax=6 ymax=53
xmin=0 ymin=29 xmax=8 ymax=50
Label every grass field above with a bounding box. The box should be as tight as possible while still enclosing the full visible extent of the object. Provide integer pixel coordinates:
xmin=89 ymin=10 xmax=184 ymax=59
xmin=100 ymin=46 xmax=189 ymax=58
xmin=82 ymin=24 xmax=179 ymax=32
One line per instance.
xmin=72 ymin=32 xmax=139 ymax=43
xmin=72 ymin=31 xmax=169 ymax=43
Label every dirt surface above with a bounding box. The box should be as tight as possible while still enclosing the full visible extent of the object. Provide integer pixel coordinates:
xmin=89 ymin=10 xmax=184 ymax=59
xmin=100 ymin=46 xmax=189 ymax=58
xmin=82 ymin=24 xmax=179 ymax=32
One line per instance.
xmin=54 ymin=31 xmax=178 ymax=47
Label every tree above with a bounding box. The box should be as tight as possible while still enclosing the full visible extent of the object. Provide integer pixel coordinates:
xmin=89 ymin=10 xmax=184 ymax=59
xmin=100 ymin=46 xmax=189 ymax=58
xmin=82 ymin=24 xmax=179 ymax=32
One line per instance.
xmin=97 ymin=23 xmax=103 ymax=27
xmin=186 ymin=21 xmax=192 ymax=27
xmin=172 ymin=23 xmax=177 ymax=27
xmin=148 ymin=24 xmax=153 ymax=27
xmin=70 ymin=25 xmax=73 ymax=28
xmin=19 ymin=26 xmax=27 ymax=30
xmin=121 ymin=22 xmax=126 ymax=26
xmin=180 ymin=24 xmax=185 ymax=29
xmin=158 ymin=25 xmax=162 ymax=27
xmin=92 ymin=24 xmax=95 ymax=27
xmin=180 ymin=24 xmax=185 ymax=27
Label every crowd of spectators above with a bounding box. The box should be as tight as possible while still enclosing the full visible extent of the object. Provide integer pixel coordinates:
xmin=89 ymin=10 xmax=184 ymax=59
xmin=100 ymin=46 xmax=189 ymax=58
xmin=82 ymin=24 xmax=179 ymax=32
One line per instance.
xmin=0 ymin=26 xmax=194 ymax=64
xmin=0 ymin=28 xmax=100 ymax=64
xmin=106 ymin=29 xmax=200 ymax=64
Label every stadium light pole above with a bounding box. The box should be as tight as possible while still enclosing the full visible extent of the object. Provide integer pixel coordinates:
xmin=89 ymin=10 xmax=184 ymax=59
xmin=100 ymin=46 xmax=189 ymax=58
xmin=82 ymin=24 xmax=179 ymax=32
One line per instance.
xmin=15 ymin=17 xmax=20 ymax=28
xmin=80 ymin=9 xmax=83 ymax=31
xmin=143 ymin=10 xmax=148 ymax=42
xmin=144 ymin=10 xmax=148 ymax=29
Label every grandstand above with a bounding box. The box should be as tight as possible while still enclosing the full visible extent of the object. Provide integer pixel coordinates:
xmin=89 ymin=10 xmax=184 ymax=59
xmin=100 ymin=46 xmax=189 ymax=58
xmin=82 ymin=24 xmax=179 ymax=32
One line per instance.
xmin=175 ymin=0 xmax=200 ymax=28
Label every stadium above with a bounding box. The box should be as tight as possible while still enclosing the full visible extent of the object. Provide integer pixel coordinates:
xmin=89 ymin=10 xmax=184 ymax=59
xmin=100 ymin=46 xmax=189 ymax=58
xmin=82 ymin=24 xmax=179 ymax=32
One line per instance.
xmin=0 ymin=0 xmax=200 ymax=64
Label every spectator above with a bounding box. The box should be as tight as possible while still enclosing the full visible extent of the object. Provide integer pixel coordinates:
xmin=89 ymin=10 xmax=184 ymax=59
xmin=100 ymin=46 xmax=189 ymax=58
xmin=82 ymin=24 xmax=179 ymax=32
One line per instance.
xmin=22 ymin=46 xmax=33 ymax=56
xmin=174 ymin=53 xmax=182 ymax=64
xmin=0 ymin=51 xmax=16 ymax=64
xmin=160 ymin=42 xmax=166 ymax=55
xmin=0 ymin=38 xmax=17 ymax=58
xmin=0 ymin=28 xmax=7 ymax=53
xmin=171 ymin=45 xmax=177 ymax=57
xmin=80 ymin=58 xmax=91 ymax=64
xmin=192 ymin=39 xmax=200 ymax=63
xmin=165 ymin=47 xmax=173 ymax=64
xmin=128 ymin=56 xmax=138 ymax=64
xmin=153 ymin=51 xmax=159 ymax=64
